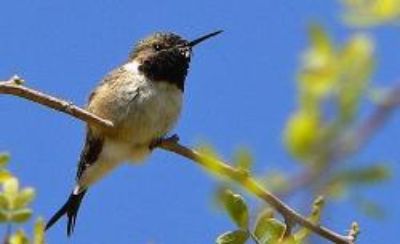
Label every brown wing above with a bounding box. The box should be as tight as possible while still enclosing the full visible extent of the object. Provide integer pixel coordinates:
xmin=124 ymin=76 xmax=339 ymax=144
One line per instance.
xmin=87 ymin=66 xmax=127 ymax=106
xmin=76 ymin=66 xmax=130 ymax=179
xmin=76 ymin=129 xmax=104 ymax=180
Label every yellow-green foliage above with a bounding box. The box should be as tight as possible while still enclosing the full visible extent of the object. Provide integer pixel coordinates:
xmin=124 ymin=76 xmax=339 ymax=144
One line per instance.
xmin=342 ymin=0 xmax=400 ymax=26
xmin=8 ymin=219 xmax=45 ymax=244
xmin=213 ymin=7 xmax=393 ymax=240
xmin=0 ymin=153 xmax=45 ymax=244
xmin=216 ymin=190 xmax=325 ymax=244
xmin=284 ymin=24 xmax=374 ymax=160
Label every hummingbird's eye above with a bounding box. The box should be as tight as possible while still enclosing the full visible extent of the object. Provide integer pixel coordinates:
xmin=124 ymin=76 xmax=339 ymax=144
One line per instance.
xmin=153 ymin=44 xmax=162 ymax=51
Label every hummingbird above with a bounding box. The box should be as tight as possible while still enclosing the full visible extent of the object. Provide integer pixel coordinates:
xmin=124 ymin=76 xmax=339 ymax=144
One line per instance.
xmin=45 ymin=30 xmax=223 ymax=235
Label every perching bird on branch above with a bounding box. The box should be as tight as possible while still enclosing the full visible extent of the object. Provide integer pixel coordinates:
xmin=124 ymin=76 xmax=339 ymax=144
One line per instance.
xmin=45 ymin=30 xmax=223 ymax=236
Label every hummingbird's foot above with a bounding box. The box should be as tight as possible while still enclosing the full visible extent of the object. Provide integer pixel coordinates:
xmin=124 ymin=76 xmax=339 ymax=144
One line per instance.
xmin=165 ymin=134 xmax=180 ymax=143
xmin=149 ymin=134 xmax=180 ymax=150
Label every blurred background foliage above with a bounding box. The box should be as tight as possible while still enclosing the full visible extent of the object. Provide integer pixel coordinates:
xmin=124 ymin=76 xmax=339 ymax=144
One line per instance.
xmin=341 ymin=0 xmax=400 ymax=26
xmin=0 ymin=153 xmax=45 ymax=244
xmin=211 ymin=1 xmax=399 ymax=243
xmin=1 ymin=0 xmax=399 ymax=243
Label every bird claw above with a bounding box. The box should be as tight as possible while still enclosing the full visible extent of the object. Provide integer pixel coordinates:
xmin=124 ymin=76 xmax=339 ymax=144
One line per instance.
xmin=149 ymin=134 xmax=180 ymax=150
xmin=166 ymin=134 xmax=180 ymax=143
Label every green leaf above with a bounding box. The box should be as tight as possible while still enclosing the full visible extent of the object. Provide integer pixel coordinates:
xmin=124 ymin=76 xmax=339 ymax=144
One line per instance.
xmin=34 ymin=218 xmax=45 ymax=244
xmin=260 ymin=171 xmax=290 ymax=193
xmin=216 ymin=230 xmax=249 ymax=244
xmin=9 ymin=229 xmax=29 ymax=244
xmin=352 ymin=195 xmax=385 ymax=219
xmin=195 ymin=143 xmax=228 ymax=174
xmin=284 ymin=111 xmax=320 ymax=160
xmin=358 ymin=199 xmax=385 ymax=219
xmin=309 ymin=24 xmax=332 ymax=54
xmin=328 ymin=164 xmax=391 ymax=186
xmin=281 ymin=235 xmax=297 ymax=244
xmin=337 ymin=34 xmax=374 ymax=122
xmin=196 ymin=144 xmax=219 ymax=158
xmin=233 ymin=148 xmax=253 ymax=171
xmin=0 ymin=170 xmax=13 ymax=183
xmin=214 ymin=185 xmax=230 ymax=209
xmin=0 ymin=209 xmax=8 ymax=222
xmin=10 ymin=208 xmax=32 ymax=223
xmin=255 ymin=208 xmax=274 ymax=221
xmin=4 ymin=177 xmax=19 ymax=196
xmin=222 ymin=190 xmax=249 ymax=229
xmin=3 ymin=178 xmax=19 ymax=210
xmin=254 ymin=214 xmax=285 ymax=244
xmin=341 ymin=0 xmax=400 ymax=27
xmin=0 ymin=193 xmax=9 ymax=209
xmin=299 ymin=24 xmax=338 ymax=101
xmin=0 ymin=153 xmax=10 ymax=168
xmin=323 ymin=179 xmax=347 ymax=199
xmin=15 ymin=187 xmax=35 ymax=209
xmin=322 ymin=164 xmax=390 ymax=199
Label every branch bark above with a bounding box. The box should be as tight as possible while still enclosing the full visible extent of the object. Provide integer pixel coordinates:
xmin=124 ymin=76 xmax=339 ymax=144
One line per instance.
xmin=0 ymin=76 xmax=355 ymax=244
xmin=0 ymin=76 xmax=114 ymax=131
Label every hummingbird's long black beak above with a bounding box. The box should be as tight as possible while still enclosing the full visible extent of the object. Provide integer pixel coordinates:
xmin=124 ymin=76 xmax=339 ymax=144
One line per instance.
xmin=188 ymin=30 xmax=223 ymax=47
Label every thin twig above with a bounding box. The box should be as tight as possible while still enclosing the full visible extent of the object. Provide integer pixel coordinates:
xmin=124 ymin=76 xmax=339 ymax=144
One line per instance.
xmin=0 ymin=76 xmax=114 ymax=131
xmin=0 ymin=76 xmax=354 ymax=244
xmin=158 ymin=136 xmax=351 ymax=243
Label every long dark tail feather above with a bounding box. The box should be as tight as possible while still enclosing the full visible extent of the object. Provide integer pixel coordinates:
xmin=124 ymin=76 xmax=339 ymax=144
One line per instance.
xmin=45 ymin=190 xmax=87 ymax=236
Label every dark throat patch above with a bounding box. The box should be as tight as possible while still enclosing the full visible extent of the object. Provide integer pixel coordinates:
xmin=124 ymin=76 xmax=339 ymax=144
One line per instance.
xmin=138 ymin=49 xmax=190 ymax=92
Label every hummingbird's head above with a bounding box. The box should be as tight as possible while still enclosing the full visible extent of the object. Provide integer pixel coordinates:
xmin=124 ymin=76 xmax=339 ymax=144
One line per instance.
xmin=129 ymin=30 xmax=223 ymax=91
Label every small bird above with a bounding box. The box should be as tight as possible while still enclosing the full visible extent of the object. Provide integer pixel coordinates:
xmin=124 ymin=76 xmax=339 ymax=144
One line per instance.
xmin=45 ymin=30 xmax=222 ymax=235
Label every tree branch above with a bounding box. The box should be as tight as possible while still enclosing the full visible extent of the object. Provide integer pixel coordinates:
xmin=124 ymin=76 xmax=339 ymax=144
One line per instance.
xmin=0 ymin=75 xmax=355 ymax=244
xmin=0 ymin=76 xmax=114 ymax=131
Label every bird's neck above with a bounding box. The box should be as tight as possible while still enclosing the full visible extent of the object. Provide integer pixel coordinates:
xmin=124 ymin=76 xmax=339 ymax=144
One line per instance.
xmin=128 ymin=56 xmax=188 ymax=92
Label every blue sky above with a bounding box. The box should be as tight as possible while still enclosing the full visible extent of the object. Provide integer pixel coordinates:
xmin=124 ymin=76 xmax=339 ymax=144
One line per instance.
xmin=1 ymin=1 xmax=399 ymax=243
